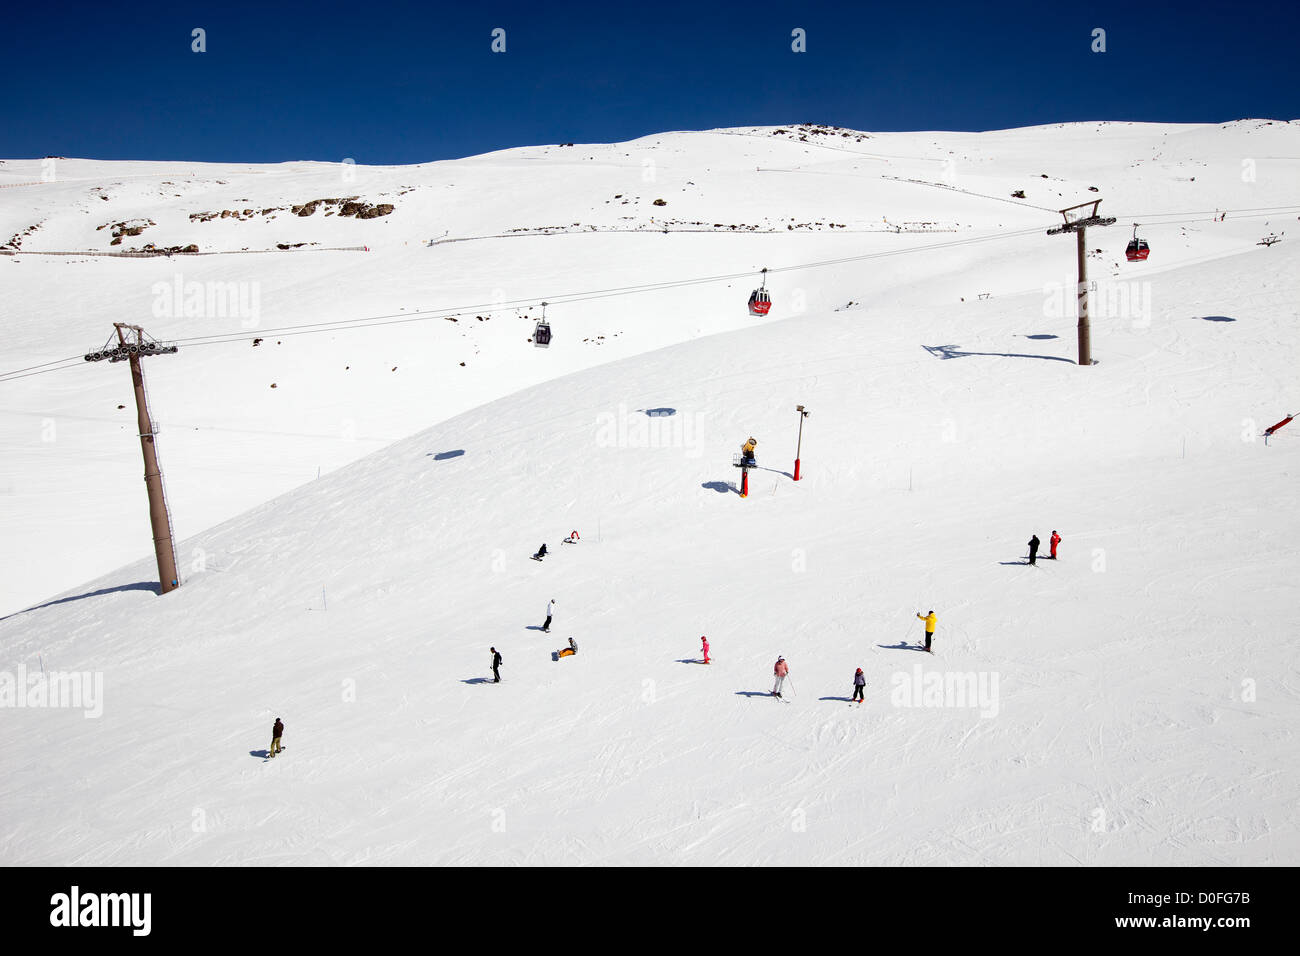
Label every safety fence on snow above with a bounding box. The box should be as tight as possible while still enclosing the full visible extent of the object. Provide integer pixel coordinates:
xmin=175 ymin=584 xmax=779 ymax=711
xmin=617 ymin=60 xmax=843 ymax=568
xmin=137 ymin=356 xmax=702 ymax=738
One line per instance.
xmin=428 ymin=224 xmax=921 ymax=246
xmin=1 ymin=246 xmax=370 ymax=258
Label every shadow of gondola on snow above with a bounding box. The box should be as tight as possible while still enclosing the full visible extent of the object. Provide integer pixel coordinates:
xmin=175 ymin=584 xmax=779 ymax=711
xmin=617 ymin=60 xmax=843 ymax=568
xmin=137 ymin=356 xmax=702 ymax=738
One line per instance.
xmin=1199 ymin=316 xmax=1236 ymax=322
xmin=922 ymin=344 xmax=1075 ymax=364
xmin=876 ymin=642 xmax=927 ymax=653
xmin=640 ymin=407 xmax=677 ymax=417
xmin=1022 ymin=334 xmax=1059 ymax=340
xmin=0 ymin=580 xmax=161 ymax=621
xmin=429 ymin=449 xmax=466 ymax=460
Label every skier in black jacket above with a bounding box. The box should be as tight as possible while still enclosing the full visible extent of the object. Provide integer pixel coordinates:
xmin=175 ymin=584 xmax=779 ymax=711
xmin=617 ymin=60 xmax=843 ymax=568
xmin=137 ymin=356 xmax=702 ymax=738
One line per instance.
xmin=1028 ymin=534 xmax=1040 ymax=566
xmin=490 ymin=647 xmax=503 ymax=683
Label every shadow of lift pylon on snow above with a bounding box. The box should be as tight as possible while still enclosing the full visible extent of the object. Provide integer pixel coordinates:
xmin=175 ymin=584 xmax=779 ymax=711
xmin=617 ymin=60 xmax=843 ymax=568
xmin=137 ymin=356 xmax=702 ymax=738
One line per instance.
xmin=0 ymin=581 xmax=161 ymax=622
xmin=922 ymin=343 xmax=1075 ymax=364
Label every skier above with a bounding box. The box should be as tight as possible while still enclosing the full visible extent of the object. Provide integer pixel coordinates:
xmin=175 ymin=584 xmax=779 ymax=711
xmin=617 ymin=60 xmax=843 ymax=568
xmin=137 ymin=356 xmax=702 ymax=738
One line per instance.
xmin=270 ymin=717 xmax=284 ymax=758
xmin=541 ymin=598 xmax=555 ymax=632
xmin=490 ymin=646 xmax=503 ymax=683
xmin=532 ymin=542 xmax=548 ymax=560
xmin=852 ymin=667 xmax=865 ymax=703
xmin=916 ymin=609 xmax=936 ymax=652
xmin=740 ymin=436 xmax=758 ymax=466
xmin=701 ymin=635 xmax=710 ymax=664
xmin=1028 ymin=534 xmax=1040 ymax=566
xmin=772 ymin=656 xmax=789 ymax=697
xmin=1049 ymin=530 xmax=1061 ymax=560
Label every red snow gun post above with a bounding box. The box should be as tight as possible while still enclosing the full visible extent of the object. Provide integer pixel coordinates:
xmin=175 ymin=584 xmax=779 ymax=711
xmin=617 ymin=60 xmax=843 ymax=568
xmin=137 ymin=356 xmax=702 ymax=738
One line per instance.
xmin=793 ymin=405 xmax=810 ymax=481
xmin=734 ymin=437 xmax=758 ymax=498
xmin=1264 ymin=413 xmax=1295 ymax=443
xmin=731 ymin=457 xmax=750 ymax=497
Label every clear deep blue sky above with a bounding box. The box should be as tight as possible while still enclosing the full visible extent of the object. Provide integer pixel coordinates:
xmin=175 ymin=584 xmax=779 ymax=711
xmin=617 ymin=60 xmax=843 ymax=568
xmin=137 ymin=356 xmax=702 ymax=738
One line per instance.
xmin=2 ymin=0 xmax=1296 ymax=163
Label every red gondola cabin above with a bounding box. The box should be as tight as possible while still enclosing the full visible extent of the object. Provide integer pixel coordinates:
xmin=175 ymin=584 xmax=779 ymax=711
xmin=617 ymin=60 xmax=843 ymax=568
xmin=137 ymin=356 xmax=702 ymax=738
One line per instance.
xmin=1125 ymin=239 xmax=1150 ymax=261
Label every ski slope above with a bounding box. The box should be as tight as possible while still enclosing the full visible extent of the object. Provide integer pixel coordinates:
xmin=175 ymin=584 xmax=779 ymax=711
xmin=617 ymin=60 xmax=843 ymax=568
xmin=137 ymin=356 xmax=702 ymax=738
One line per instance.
xmin=1 ymin=121 xmax=1298 ymax=865
xmin=4 ymin=119 xmax=1297 ymax=617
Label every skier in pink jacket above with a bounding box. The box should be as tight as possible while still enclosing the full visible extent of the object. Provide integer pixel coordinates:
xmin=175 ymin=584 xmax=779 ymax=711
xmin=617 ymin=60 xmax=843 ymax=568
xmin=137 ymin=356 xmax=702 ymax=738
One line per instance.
xmin=772 ymin=656 xmax=789 ymax=697
xmin=701 ymin=635 xmax=710 ymax=664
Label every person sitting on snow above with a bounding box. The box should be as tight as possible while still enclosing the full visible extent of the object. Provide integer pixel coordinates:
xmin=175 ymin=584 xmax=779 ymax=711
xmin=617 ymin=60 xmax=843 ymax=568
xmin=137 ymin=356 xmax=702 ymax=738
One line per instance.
xmin=533 ymin=543 xmax=548 ymax=560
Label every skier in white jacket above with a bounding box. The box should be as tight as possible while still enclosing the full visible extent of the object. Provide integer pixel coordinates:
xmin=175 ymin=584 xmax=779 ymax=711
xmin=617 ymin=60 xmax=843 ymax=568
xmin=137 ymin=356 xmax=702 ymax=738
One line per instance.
xmin=542 ymin=599 xmax=555 ymax=633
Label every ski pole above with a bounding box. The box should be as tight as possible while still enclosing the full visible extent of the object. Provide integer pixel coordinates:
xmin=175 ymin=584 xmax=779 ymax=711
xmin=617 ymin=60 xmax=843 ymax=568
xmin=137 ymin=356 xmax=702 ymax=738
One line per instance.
xmin=786 ymin=677 xmax=796 ymax=697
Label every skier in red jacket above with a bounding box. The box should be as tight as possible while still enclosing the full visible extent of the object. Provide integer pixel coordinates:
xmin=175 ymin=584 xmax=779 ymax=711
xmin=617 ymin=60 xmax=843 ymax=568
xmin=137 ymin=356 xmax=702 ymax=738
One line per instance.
xmin=772 ymin=656 xmax=789 ymax=697
xmin=1050 ymin=531 xmax=1061 ymax=559
xmin=700 ymin=635 xmax=710 ymax=664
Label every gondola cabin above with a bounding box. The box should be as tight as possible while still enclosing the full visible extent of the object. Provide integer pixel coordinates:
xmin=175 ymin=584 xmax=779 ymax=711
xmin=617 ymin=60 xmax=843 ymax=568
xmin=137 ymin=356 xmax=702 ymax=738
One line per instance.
xmin=748 ymin=288 xmax=771 ymax=316
xmin=1125 ymin=239 xmax=1150 ymax=262
xmin=533 ymin=320 xmax=552 ymax=348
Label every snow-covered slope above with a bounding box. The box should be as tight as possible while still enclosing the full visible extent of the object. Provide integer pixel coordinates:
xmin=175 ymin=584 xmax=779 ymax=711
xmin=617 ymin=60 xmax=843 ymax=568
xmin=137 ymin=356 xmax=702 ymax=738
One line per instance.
xmin=1 ymin=121 xmax=1298 ymax=865
xmin=4 ymin=120 xmax=1297 ymax=618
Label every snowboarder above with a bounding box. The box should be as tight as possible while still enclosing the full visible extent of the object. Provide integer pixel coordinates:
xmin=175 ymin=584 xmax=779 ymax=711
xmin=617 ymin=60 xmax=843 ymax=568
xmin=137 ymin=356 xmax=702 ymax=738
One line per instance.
xmin=562 ymin=530 xmax=580 ymax=544
xmin=1028 ymin=534 xmax=1040 ymax=566
xmin=701 ymin=635 xmax=710 ymax=664
xmin=1049 ymin=530 xmax=1061 ymax=560
xmin=541 ymin=598 xmax=555 ymax=632
xmin=557 ymin=637 xmax=578 ymax=659
xmin=270 ymin=717 xmax=284 ymax=758
xmin=490 ymin=647 xmax=503 ymax=683
xmin=772 ymin=656 xmax=789 ymax=697
xmin=852 ymin=668 xmax=865 ymax=703
xmin=916 ymin=610 xmax=936 ymax=652
xmin=532 ymin=543 xmax=548 ymax=560
xmin=740 ymin=436 xmax=758 ymax=466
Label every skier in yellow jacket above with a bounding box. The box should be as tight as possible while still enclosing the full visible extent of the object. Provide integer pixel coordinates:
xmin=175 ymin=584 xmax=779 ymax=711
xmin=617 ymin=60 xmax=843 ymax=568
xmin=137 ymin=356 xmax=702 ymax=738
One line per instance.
xmin=916 ymin=610 xmax=936 ymax=653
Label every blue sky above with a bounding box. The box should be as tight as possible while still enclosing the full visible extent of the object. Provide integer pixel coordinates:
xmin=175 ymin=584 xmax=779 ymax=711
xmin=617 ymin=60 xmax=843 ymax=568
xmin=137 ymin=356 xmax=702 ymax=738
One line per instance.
xmin=2 ymin=0 xmax=1296 ymax=163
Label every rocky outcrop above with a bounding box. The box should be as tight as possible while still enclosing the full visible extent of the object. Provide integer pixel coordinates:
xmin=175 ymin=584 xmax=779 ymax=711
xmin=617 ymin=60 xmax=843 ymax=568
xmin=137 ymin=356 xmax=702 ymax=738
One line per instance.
xmin=191 ymin=197 xmax=396 ymax=222
xmin=100 ymin=219 xmax=156 ymax=244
